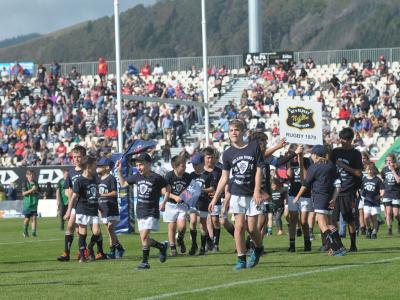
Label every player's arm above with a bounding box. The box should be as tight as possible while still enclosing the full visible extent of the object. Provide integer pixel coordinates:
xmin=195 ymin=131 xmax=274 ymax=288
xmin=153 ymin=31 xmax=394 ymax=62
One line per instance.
xmin=390 ymin=167 xmax=400 ymax=184
xmin=253 ymin=166 xmax=263 ymax=204
xmin=64 ymin=193 xmax=78 ymax=220
xmin=221 ymin=184 xmax=230 ymax=215
xmin=209 ymin=170 xmax=229 ymax=211
xmin=115 ymin=160 xmax=129 ymax=187
xmin=264 ymin=138 xmax=286 ymax=158
xmin=159 ymin=185 xmax=171 ymax=211
xmin=100 ymin=190 xmax=117 ymax=197
xmin=336 ymin=160 xmax=362 ymax=177
xmin=293 ymin=186 xmax=307 ymax=204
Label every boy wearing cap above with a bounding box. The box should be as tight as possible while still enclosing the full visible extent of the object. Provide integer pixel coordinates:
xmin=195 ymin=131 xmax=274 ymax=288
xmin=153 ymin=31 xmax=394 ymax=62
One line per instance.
xmin=294 ymin=145 xmax=345 ymax=256
xmin=97 ymin=157 xmax=125 ymax=259
xmin=160 ymin=155 xmax=191 ymax=256
xmin=116 ymin=153 xmax=169 ymax=270
xmin=330 ymin=127 xmax=363 ymax=252
xmin=209 ymin=119 xmax=265 ymax=270
xmin=188 ymin=152 xmax=214 ymax=256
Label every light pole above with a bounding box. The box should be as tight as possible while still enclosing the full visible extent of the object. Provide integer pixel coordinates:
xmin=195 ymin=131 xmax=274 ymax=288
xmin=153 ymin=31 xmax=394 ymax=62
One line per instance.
xmin=201 ymin=0 xmax=210 ymax=146
xmin=114 ymin=0 xmax=123 ymax=152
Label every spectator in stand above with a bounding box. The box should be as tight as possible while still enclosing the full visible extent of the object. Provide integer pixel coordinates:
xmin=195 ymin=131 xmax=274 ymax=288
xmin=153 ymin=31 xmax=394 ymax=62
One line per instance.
xmin=153 ymin=63 xmax=164 ymax=76
xmin=6 ymin=183 xmax=17 ymax=200
xmin=98 ymin=57 xmax=108 ymax=82
xmin=11 ymin=62 xmax=24 ymax=81
xmin=69 ymin=66 xmax=80 ymax=81
xmin=140 ymin=63 xmax=151 ymax=77
xmin=55 ymin=141 xmax=67 ymax=158
xmin=305 ymin=57 xmax=315 ymax=69
xmin=162 ymin=114 xmax=173 ymax=145
xmin=329 ymin=74 xmax=341 ymax=98
xmin=379 ymin=122 xmax=393 ymax=138
xmin=1 ymin=67 xmax=9 ymax=82
xmin=377 ymin=55 xmax=388 ymax=75
xmin=50 ymin=61 xmax=61 ymax=80
xmin=338 ymin=105 xmax=351 ymax=120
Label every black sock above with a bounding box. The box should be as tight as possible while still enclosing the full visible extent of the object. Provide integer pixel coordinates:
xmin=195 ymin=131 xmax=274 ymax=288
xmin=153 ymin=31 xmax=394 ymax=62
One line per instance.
xmin=78 ymin=234 xmax=87 ymax=258
xmin=171 ymin=244 xmax=176 ymax=251
xmin=149 ymin=238 xmax=164 ymax=250
xmin=289 ymin=238 xmax=295 ymax=248
xmin=201 ymin=234 xmax=207 ymax=249
xmin=114 ymin=241 xmax=124 ymax=251
xmin=321 ymin=231 xmax=327 ymax=247
xmin=323 ymin=230 xmax=336 ymax=250
xmin=142 ymin=246 xmax=150 ymax=263
xmin=206 ymin=234 xmax=213 ymax=246
xmin=96 ymin=234 xmax=104 ymax=254
xmin=331 ymin=228 xmax=344 ymax=249
xmin=214 ymin=228 xmax=221 ymax=246
xmin=238 ymin=254 xmax=246 ymax=262
xmin=226 ymin=225 xmax=235 ymax=238
xmin=190 ymin=230 xmax=197 ymax=245
xmin=65 ymin=234 xmax=73 ymax=255
xmin=255 ymin=246 xmax=264 ymax=255
xmin=177 ymin=231 xmax=185 ymax=242
xmin=88 ymin=234 xmax=100 ymax=254
xmin=350 ymin=232 xmax=356 ymax=249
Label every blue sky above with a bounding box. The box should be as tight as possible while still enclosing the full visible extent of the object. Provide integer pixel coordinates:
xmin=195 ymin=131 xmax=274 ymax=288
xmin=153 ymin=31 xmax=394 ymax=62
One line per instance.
xmin=0 ymin=0 xmax=156 ymax=40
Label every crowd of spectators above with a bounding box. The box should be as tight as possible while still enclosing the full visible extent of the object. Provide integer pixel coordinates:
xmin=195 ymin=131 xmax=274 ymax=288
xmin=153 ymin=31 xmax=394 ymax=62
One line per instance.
xmin=0 ymin=58 xmax=230 ymax=167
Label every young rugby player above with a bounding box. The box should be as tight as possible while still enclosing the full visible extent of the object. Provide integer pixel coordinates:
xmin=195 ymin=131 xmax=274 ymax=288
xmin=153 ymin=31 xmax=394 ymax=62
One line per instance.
xmin=116 ymin=153 xmax=168 ymax=270
xmin=361 ymin=163 xmax=384 ymax=239
xmin=56 ymin=169 xmax=69 ymax=231
xmin=22 ymin=170 xmax=39 ymax=237
xmin=287 ymin=145 xmax=313 ymax=252
xmin=331 ymin=127 xmax=363 ymax=252
xmin=64 ymin=156 xmax=102 ymax=263
xmin=209 ymin=119 xmax=265 ymax=270
xmin=188 ymin=153 xmax=214 ymax=255
xmin=381 ymin=153 xmax=400 ymax=235
xmin=160 ymin=155 xmax=191 ymax=256
xmin=97 ymin=157 xmax=125 ymax=259
xmin=294 ymin=145 xmax=345 ymax=256
xmin=269 ymin=178 xmax=287 ymax=236
xmin=58 ymin=145 xmax=87 ymax=261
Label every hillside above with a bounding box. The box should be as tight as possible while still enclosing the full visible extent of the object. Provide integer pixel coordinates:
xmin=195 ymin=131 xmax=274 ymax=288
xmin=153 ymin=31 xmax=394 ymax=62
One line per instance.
xmin=0 ymin=33 xmax=42 ymax=49
xmin=0 ymin=0 xmax=399 ymax=63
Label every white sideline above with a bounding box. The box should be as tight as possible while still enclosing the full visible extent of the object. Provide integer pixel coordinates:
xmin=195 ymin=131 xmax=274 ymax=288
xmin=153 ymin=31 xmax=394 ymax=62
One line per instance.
xmin=0 ymin=238 xmax=63 ymax=245
xmin=136 ymin=256 xmax=400 ymax=300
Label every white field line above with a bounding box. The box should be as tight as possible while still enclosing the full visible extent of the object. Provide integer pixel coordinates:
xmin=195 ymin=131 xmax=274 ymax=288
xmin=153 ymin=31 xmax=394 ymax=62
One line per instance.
xmin=136 ymin=256 xmax=400 ymax=300
xmin=0 ymin=238 xmax=63 ymax=245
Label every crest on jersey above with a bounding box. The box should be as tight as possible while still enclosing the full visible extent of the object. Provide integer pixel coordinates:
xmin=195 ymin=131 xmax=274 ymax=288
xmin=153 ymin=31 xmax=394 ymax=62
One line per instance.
xmin=237 ymin=161 xmax=249 ymax=175
xmin=175 ymin=183 xmax=184 ymax=193
xmin=294 ymin=168 xmax=301 ymax=176
xmin=139 ymin=184 xmax=148 ymax=194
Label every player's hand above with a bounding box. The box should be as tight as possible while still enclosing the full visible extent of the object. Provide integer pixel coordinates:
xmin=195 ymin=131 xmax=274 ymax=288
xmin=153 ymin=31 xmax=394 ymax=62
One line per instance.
xmin=176 ymin=197 xmax=182 ymax=203
xmin=277 ymin=138 xmax=287 ymax=149
xmin=292 ymin=196 xmax=299 ymax=204
xmin=115 ymin=160 xmax=122 ymax=170
xmin=295 ymin=144 xmax=304 ymax=155
xmin=336 ymin=160 xmax=346 ymax=169
xmin=208 ymin=199 xmax=216 ymax=213
xmin=261 ymin=192 xmax=271 ymax=202
xmin=159 ymin=202 xmax=166 ymax=212
xmin=329 ymin=199 xmax=336 ymax=209
xmin=64 ymin=209 xmax=71 ymax=221
xmin=253 ymin=191 xmax=263 ymax=205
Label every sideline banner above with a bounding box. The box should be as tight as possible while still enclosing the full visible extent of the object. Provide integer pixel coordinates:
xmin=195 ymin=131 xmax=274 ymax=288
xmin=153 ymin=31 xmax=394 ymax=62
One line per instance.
xmin=279 ymin=99 xmax=323 ymax=145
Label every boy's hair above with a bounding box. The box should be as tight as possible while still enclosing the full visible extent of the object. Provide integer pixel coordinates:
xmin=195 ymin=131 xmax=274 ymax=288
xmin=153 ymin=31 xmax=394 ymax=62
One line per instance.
xmin=339 ymin=127 xmax=354 ymax=141
xmin=249 ymin=131 xmax=267 ymax=142
xmin=229 ymin=119 xmax=246 ymax=132
xmin=26 ymin=170 xmax=34 ymax=176
xmin=202 ymin=147 xmax=217 ymax=157
xmin=365 ymin=162 xmax=378 ymax=175
xmin=72 ymin=145 xmax=87 ymax=156
xmin=387 ymin=153 xmax=396 ymax=161
xmin=171 ymin=155 xmax=186 ymax=168
xmin=271 ymin=178 xmax=281 ymax=187
xmin=80 ymin=156 xmax=96 ymax=170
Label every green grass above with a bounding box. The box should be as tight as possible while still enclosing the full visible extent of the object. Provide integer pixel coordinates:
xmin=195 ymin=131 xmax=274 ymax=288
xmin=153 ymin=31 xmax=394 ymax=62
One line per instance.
xmin=1 ymin=218 xmax=400 ymax=299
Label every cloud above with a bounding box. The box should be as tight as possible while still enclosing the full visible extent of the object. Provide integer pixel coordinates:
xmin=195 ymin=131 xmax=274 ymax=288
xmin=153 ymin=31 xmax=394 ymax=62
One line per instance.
xmin=0 ymin=0 xmax=156 ymax=40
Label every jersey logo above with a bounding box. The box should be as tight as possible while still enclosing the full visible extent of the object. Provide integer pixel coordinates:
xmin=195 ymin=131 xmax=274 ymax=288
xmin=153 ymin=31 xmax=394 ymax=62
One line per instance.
xmin=139 ymin=184 xmax=148 ymax=195
xmin=365 ymin=183 xmax=376 ymax=191
xmin=175 ymin=183 xmax=184 ymax=193
xmin=237 ymin=161 xmax=249 ymax=175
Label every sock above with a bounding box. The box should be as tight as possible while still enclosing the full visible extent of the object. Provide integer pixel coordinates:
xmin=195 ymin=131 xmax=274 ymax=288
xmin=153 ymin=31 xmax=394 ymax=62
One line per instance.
xmin=190 ymin=230 xmax=197 ymax=245
xmin=88 ymin=234 xmax=100 ymax=254
xmin=350 ymin=232 xmax=356 ymax=249
xmin=114 ymin=241 xmax=124 ymax=251
xmin=65 ymin=234 xmax=74 ymax=255
xmin=246 ymin=235 xmax=252 ymax=249
xmin=238 ymin=254 xmax=246 ymax=263
xmin=177 ymin=231 xmax=185 ymax=242
xmin=109 ymin=244 xmax=116 ymax=253
xmin=372 ymin=228 xmax=377 ymax=234
xmin=149 ymin=238 xmax=164 ymax=250
xmin=321 ymin=231 xmax=327 ymax=247
xmin=170 ymin=244 xmax=176 ymax=251
xmin=96 ymin=234 xmax=104 ymax=254
xmin=213 ymin=228 xmax=221 ymax=246
xmin=330 ymin=228 xmax=344 ymax=249
xmin=200 ymin=234 xmax=207 ymax=249
xmin=267 ymin=227 xmax=272 ymax=234
xmin=289 ymin=238 xmax=295 ymax=248
xmin=226 ymin=225 xmax=235 ymax=238
xmin=23 ymin=224 xmax=28 ymax=234
xmin=142 ymin=246 xmax=150 ymax=263
xmin=255 ymin=246 xmax=264 ymax=255
xmin=78 ymin=234 xmax=87 ymax=258
xmin=206 ymin=234 xmax=213 ymax=248
xmin=32 ymin=229 xmax=36 ymax=235
xmin=323 ymin=230 xmax=337 ymax=251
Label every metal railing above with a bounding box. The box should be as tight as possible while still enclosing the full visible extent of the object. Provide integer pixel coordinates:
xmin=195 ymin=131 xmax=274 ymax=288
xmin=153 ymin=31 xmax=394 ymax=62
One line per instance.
xmin=41 ymin=47 xmax=400 ymax=76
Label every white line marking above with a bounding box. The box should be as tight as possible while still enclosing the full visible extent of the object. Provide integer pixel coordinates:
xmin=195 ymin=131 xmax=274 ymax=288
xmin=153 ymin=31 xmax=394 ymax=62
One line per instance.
xmin=0 ymin=238 xmax=63 ymax=245
xmin=136 ymin=256 xmax=400 ymax=300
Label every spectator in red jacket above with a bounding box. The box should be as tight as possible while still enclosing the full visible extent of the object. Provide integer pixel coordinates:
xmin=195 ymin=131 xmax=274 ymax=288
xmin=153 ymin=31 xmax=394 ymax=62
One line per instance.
xmin=338 ymin=105 xmax=350 ymax=120
xmin=140 ymin=63 xmax=151 ymax=77
xmin=97 ymin=57 xmax=108 ymax=82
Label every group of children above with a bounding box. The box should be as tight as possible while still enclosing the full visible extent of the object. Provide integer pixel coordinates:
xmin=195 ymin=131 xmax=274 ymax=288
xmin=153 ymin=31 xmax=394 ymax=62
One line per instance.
xmin=20 ymin=121 xmax=400 ymax=270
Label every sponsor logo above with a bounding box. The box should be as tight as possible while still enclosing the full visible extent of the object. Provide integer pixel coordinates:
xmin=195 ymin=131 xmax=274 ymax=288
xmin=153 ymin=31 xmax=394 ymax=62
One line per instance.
xmin=38 ymin=169 xmax=64 ymax=184
xmin=0 ymin=170 xmax=18 ymax=185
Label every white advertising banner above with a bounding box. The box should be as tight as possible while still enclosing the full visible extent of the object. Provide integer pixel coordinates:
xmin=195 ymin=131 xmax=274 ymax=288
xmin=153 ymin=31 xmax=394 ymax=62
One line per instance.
xmin=279 ymin=99 xmax=323 ymax=145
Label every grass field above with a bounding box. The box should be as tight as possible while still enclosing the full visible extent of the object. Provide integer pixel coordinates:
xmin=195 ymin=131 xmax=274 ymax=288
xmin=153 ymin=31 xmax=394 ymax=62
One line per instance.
xmin=1 ymin=217 xmax=400 ymax=299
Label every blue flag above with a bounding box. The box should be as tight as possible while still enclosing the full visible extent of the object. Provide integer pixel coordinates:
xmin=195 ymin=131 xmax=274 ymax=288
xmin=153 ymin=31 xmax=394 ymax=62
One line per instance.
xmin=179 ymin=180 xmax=202 ymax=208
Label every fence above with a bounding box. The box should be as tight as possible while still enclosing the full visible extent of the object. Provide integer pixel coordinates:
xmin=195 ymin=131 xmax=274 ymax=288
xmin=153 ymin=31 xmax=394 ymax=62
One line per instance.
xmin=41 ymin=47 xmax=400 ymax=76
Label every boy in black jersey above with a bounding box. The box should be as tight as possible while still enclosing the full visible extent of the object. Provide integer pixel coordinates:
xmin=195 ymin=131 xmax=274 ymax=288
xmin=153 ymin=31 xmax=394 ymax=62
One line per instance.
xmin=288 ymin=145 xmax=313 ymax=252
xmin=64 ymin=156 xmax=102 ymax=263
xmin=294 ymin=145 xmax=345 ymax=256
xmin=209 ymin=119 xmax=265 ymax=270
xmin=381 ymin=153 xmax=400 ymax=235
xmin=57 ymin=145 xmax=86 ymax=262
xmin=361 ymin=163 xmax=384 ymax=239
xmin=188 ymin=153 xmax=214 ymax=256
xmin=97 ymin=157 xmax=125 ymax=259
xmin=160 ymin=155 xmax=191 ymax=256
xmin=269 ymin=178 xmax=287 ymax=235
xmin=202 ymin=147 xmax=223 ymax=252
xmin=116 ymin=153 xmax=168 ymax=270
xmin=331 ymin=127 xmax=363 ymax=252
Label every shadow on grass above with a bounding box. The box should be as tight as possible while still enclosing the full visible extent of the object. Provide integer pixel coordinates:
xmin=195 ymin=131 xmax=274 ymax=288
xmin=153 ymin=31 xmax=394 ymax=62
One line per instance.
xmin=0 ymin=259 xmax=57 ymax=265
xmin=0 ymin=268 xmax=69 ymax=275
xmin=0 ymin=281 xmax=97 ymax=287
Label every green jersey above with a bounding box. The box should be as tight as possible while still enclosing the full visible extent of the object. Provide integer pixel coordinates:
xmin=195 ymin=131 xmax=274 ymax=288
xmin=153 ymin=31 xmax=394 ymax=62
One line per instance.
xmin=58 ymin=179 xmax=68 ymax=206
xmin=23 ymin=181 xmax=39 ymax=213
